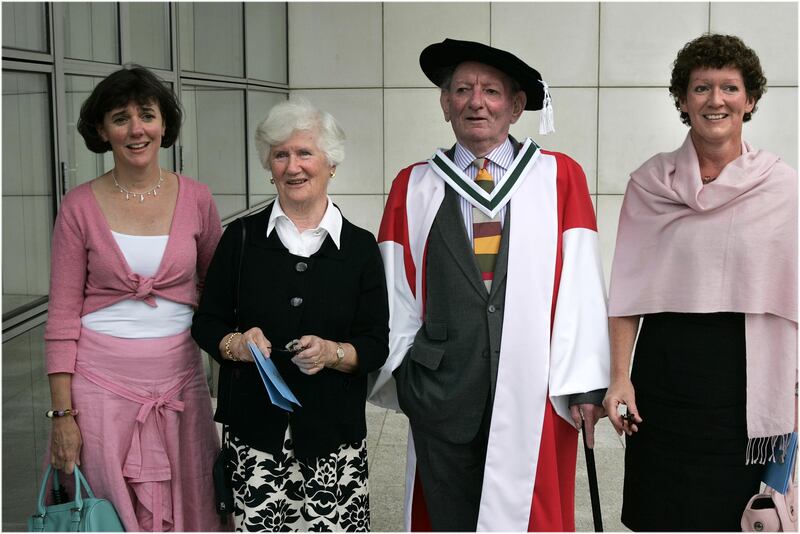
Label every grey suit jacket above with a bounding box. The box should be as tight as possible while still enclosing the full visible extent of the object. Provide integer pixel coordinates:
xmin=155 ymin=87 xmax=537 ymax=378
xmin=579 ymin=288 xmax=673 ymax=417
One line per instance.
xmin=395 ymin=184 xmax=511 ymax=444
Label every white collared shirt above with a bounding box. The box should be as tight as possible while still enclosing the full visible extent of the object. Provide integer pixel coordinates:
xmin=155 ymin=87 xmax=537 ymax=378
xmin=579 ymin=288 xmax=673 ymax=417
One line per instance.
xmin=267 ymin=197 xmax=342 ymax=257
xmin=453 ymin=138 xmax=514 ymax=242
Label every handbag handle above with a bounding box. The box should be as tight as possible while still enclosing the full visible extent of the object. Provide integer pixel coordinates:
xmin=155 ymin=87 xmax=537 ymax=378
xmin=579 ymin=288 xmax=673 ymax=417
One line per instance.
xmin=233 ymin=217 xmax=246 ymax=329
xmin=221 ymin=216 xmax=247 ymax=447
xmin=35 ymin=465 xmax=96 ymax=517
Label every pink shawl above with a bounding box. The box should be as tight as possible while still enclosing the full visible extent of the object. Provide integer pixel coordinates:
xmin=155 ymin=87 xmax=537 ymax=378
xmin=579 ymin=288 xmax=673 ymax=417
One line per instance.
xmin=608 ymin=133 xmax=797 ymax=460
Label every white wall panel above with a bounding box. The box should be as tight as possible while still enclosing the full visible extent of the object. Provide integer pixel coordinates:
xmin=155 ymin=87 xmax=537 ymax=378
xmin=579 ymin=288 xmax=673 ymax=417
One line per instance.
xmin=512 ymin=88 xmax=598 ymax=194
xmin=711 ymin=3 xmax=798 ymax=86
xmin=383 ymin=88 xmax=455 ymax=190
xmin=383 ymin=3 xmax=490 ymax=87
xmin=744 ymin=87 xmax=798 ymax=170
xmin=331 ymin=194 xmax=386 ymax=236
xmin=289 ymin=3 xmax=382 ymax=88
xmin=600 ymin=3 xmax=708 ymax=86
xmin=596 ymin=194 xmax=624 ymax=290
xmin=597 ymin=88 xmax=687 ymax=194
xmin=492 ymin=2 xmax=599 ymax=87
xmin=292 ymin=89 xmax=385 ymax=194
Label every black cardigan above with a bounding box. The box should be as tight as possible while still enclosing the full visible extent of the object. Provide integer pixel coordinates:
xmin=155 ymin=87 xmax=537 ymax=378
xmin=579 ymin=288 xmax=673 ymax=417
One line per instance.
xmin=192 ymin=203 xmax=389 ymax=457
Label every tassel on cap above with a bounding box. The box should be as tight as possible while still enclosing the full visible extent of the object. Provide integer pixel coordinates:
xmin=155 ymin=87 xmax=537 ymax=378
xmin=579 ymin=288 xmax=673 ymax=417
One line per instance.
xmin=538 ymin=80 xmax=555 ymax=135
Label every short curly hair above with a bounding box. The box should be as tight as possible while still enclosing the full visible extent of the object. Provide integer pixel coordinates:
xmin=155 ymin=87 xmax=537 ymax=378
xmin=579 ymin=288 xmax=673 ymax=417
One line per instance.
xmin=255 ymin=97 xmax=346 ymax=170
xmin=77 ymin=65 xmax=182 ymax=153
xmin=669 ymin=33 xmax=767 ymax=126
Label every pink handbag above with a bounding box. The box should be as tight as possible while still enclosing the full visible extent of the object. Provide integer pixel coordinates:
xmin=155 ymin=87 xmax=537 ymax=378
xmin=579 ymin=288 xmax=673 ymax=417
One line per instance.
xmin=741 ymin=474 xmax=797 ymax=532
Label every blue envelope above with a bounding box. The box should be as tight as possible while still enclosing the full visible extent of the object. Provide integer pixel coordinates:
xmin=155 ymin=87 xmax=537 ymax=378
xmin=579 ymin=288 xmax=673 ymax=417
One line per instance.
xmin=248 ymin=341 xmax=302 ymax=412
xmin=762 ymin=431 xmax=797 ymax=494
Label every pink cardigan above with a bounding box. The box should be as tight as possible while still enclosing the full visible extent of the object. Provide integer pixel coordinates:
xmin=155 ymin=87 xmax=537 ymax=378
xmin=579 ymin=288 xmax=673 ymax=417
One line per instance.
xmin=44 ymin=175 xmax=223 ymax=374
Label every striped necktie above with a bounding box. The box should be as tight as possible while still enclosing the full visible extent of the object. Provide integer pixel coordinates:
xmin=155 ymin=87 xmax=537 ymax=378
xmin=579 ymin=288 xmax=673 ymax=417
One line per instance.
xmin=472 ymin=158 xmax=502 ymax=292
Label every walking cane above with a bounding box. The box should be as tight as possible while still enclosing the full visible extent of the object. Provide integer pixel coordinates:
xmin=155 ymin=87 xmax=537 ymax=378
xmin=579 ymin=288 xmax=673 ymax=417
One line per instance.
xmin=582 ymin=420 xmax=604 ymax=532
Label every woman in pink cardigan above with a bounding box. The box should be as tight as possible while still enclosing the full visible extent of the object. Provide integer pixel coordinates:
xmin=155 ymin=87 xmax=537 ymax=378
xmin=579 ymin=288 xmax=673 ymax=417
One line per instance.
xmin=44 ymin=65 xmax=224 ymax=531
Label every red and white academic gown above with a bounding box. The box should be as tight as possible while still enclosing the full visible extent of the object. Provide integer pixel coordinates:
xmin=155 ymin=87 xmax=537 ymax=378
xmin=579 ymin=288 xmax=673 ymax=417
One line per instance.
xmin=368 ymin=138 xmax=610 ymax=531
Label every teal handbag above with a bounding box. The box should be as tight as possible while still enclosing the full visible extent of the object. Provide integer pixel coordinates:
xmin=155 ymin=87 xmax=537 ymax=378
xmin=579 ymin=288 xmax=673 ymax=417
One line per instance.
xmin=28 ymin=465 xmax=125 ymax=532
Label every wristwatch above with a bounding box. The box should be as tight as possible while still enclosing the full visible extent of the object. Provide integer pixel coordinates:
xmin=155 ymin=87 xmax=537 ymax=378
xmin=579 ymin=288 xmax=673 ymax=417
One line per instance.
xmin=331 ymin=342 xmax=345 ymax=368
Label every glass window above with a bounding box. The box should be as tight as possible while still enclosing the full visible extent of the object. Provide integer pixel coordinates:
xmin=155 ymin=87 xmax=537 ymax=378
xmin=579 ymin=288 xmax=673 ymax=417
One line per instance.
xmin=2 ymin=2 xmax=48 ymax=53
xmin=181 ymin=85 xmax=247 ymax=218
xmin=63 ymin=2 xmax=119 ymax=63
xmin=2 ymin=323 xmax=50 ymax=530
xmin=2 ymin=72 xmax=53 ymax=315
xmin=247 ymin=90 xmax=286 ymax=207
xmin=128 ymin=2 xmax=171 ymax=70
xmin=179 ymin=3 xmax=243 ymax=78
xmin=64 ymin=75 xmax=175 ymax=190
xmin=245 ymin=2 xmax=287 ymax=84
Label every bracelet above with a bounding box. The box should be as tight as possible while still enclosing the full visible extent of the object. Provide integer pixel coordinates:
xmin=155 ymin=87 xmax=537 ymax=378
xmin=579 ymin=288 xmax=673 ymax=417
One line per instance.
xmin=46 ymin=409 xmax=78 ymax=419
xmin=224 ymin=332 xmax=242 ymax=360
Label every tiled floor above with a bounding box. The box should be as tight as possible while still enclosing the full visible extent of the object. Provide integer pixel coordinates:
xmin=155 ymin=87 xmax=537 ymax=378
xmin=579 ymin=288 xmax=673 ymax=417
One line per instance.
xmin=365 ymin=402 xmax=408 ymax=531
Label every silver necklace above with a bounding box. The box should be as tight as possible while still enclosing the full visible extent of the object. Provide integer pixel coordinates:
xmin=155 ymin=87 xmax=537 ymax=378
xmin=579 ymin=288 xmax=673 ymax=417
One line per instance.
xmin=112 ymin=169 xmax=164 ymax=203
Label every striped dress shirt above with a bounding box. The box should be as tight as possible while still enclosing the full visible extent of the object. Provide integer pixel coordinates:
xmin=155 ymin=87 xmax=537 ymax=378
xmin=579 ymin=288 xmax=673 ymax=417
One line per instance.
xmin=453 ymin=138 xmax=515 ymax=243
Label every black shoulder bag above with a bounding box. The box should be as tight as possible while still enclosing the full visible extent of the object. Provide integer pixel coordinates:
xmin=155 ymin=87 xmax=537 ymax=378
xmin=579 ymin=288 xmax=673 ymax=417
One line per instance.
xmin=212 ymin=218 xmax=246 ymax=518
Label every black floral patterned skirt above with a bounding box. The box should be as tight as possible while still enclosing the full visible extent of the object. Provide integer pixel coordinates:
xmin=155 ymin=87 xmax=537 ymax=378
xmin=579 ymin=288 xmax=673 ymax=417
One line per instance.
xmin=225 ymin=426 xmax=370 ymax=532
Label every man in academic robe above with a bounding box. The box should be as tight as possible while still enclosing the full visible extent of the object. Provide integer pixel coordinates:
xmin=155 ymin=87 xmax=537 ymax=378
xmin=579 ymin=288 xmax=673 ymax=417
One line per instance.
xmin=368 ymin=38 xmax=610 ymax=531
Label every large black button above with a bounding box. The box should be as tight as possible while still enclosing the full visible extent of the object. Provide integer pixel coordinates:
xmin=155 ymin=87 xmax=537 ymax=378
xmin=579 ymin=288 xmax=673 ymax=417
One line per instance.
xmin=295 ymin=261 xmax=308 ymax=272
xmin=290 ymin=297 xmax=303 ymax=307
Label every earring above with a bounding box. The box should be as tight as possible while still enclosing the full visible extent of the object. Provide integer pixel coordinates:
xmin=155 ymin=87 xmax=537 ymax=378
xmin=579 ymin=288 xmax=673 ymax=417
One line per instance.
xmin=269 ymin=178 xmax=274 ymax=184
xmin=330 ymin=170 xmax=336 ymax=179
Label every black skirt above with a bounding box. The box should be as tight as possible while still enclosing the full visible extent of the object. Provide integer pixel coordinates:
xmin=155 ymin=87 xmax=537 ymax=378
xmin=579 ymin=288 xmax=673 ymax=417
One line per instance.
xmin=621 ymin=312 xmax=763 ymax=532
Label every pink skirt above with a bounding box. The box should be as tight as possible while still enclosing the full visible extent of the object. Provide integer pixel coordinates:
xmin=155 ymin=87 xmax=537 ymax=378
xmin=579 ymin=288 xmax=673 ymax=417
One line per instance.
xmin=66 ymin=327 xmax=225 ymax=532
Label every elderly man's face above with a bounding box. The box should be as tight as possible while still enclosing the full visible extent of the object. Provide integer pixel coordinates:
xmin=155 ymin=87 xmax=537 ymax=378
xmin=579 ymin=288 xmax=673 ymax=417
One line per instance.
xmin=440 ymin=61 xmax=526 ymax=156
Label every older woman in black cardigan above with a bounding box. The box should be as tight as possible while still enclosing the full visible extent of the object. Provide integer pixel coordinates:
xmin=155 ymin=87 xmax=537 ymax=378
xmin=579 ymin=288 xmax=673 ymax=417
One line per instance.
xmin=192 ymin=98 xmax=389 ymax=532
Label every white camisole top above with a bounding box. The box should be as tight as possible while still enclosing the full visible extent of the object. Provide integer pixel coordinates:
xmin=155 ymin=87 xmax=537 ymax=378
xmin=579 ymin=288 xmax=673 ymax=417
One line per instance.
xmin=81 ymin=231 xmax=194 ymax=338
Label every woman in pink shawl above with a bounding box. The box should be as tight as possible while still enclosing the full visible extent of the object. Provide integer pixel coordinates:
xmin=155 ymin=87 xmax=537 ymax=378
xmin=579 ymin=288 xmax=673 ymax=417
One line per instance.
xmin=603 ymin=34 xmax=797 ymax=531
xmin=44 ymin=66 xmax=225 ymax=531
